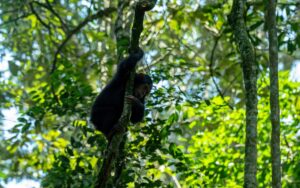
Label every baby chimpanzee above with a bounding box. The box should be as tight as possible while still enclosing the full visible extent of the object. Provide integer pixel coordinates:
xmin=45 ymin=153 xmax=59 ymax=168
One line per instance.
xmin=91 ymin=48 xmax=152 ymax=140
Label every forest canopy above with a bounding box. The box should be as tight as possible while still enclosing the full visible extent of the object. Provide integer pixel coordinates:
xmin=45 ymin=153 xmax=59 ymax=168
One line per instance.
xmin=0 ymin=0 xmax=300 ymax=187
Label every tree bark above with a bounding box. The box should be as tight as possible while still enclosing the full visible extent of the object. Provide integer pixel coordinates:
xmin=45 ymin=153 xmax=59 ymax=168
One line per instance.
xmin=95 ymin=1 xmax=157 ymax=187
xmin=228 ymin=1 xmax=258 ymax=187
xmin=267 ymin=0 xmax=281 ymax=187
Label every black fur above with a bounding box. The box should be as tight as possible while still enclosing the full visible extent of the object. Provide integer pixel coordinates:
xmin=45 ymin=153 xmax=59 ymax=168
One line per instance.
xmin=91 ymin=49 xmax=152 ymax=138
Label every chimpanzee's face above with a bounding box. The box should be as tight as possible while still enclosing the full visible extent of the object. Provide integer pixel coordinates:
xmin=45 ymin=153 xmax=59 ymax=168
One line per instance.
xmin=134 ymin=83 xmax=151 ymax=99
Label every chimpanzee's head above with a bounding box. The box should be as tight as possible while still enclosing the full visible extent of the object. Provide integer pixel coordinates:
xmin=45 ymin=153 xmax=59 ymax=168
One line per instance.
xmin=133 ymin=73 xmax=153 ymax=99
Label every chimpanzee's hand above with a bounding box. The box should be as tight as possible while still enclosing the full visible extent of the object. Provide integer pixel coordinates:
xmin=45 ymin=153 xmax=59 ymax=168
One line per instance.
xmin=125 ymin=95 xmax=143 ymax=106
xmin=131 ymin=47 xmax=144 ymax=61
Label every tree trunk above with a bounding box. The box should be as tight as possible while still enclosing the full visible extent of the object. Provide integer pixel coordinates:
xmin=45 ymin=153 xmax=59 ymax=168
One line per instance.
xmin=228 ymin=1 xmax=258 ymax=187
xmin=267 ymin=0 xmax=281 ymax=187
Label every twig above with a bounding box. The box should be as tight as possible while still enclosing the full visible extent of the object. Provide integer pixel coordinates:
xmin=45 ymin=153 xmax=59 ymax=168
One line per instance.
xmin=45 ymin=0 xmax=69 ymax=32
xmin=29 ymin=2 xmax=51 ymax=29
xmin=139 ymin=50 xmax=171 ymax=71
xmin=209 ymin=35 xmax=234 ymax=110
xmin=50 ymin=7 xmax=116 ymax=74
xmin=30 ymin=1 xmax=69 ymax=32
xmin=0 ymin=14 xmax=32 ymax=27
xmin=222 ymin=71 xmax=242 ymax=95
xmin=0 ymin=8 xmax=21 ymax=16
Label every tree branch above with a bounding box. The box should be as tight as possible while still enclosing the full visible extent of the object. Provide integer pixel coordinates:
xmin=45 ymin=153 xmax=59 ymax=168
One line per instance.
xmin=45 ymin=0 xmax=68 ymax=31
xmin=0 ymin=14 xmax=32 ymax=27
xmin=0 ymin=8 xmax=22 ymax=17
xmin=32 ymin=0 xmax=69 ymax=32
xmin=209 ymin=34 xmax=234 ymax=110
xmin=50 ymin=7 xmax=116 ymax=74
xmin=95 ymin=1 xmax=157 ymax=187
xmin=29 ymin=2 xmax=51 ymax=29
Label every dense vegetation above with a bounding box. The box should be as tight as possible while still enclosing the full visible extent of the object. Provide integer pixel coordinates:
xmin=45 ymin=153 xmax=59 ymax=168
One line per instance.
xmin=0 ymin=0 xmax=299 ymax=187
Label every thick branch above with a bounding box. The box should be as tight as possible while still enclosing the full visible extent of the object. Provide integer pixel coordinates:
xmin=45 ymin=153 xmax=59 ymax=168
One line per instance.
xmin=95 ymin=1 xmax=157 ymax=187
xmin=129 ymin=0 xmax=157 ymax=52
xmin=119 ymin=0 xmax=157 ymax=143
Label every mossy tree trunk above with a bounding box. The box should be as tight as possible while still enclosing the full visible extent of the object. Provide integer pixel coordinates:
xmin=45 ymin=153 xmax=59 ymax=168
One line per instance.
xmin=228 ymin=1 xmax=258 ymax=187
xmin=267 ymin=0 xmax=281 ymax=187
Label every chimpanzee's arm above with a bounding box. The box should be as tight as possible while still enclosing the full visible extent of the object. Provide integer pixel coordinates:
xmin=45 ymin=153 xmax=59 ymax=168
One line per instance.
xmin=115 ymin=48 xmax=144 ymax=79
xmin=130 ymin=99 xmax=145 ymax=124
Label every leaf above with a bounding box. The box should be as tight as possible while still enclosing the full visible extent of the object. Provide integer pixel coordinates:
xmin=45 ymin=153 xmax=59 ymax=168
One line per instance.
xmin=0 ymin=171 xmax=7 ymax=179
xmin=26 ymin=15 xmax=38 ymax=27
xmin=169 ymin=143 xmax=178 ymax=157
xmin=66 ymin=146 xmax=74 ymax=156
xmin=249 ymin=21 xmax=263 ymax=31
xmin=287 ymin=40 xmax=296 ymax=53
xmin=21 ymin=123 xmax=31 ymax=133
xmin=205 ymin=99 xmax=211 ymax=106
xmin=18 ymin=117 xmax=27 ymax=123
xmin=71 ymin=137 xmax=82 ymax=148
xmin=87 ymin=135 xmax=97 ymax=145
xmin=8 ymin=61 xmax=19 ymax=76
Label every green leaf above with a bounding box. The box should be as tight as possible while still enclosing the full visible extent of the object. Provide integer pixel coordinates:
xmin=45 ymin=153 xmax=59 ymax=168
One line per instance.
xmin=21 ymin=123 xmax=31 ymax=133
xmin=249 ymin=21 xmax=263 ymax=31
xmin=8 ymin=61 xmax=19 ymax=76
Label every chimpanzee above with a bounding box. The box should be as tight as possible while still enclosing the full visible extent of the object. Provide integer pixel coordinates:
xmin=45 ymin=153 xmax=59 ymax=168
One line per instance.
xmin=91 ymin=48 xmax=152 ymax=140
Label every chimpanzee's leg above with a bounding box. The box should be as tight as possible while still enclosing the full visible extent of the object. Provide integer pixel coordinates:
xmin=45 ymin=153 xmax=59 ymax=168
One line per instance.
xmin=106 ymin=123 xmax=126 ymax=141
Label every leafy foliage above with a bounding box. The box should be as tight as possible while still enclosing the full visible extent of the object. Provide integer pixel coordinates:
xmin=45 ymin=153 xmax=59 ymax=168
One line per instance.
xmin=0 ymin=0 xmax=300 ymax=187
